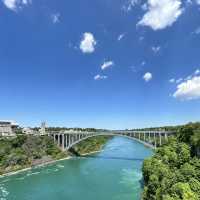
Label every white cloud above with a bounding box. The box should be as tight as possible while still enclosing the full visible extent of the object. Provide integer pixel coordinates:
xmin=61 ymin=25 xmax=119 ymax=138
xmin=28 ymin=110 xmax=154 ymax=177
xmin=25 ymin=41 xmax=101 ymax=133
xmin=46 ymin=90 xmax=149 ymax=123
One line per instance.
xmin=173 ymin=76 xmax=200 ymax=100
xmin=138 ymin=0 xmax=183 ymax=30
xmin=152 ymin=46 xmax=161 ymax=53
xmin=2 ymin=0 xmax=31 ymax=11
xmin=195 ymin=69 xmax=200 ymax=75
xmin=139 ymin=36 xmax=144 ymax=41
xmin=143 ymin=72 xmax=152 ymax=82
xmin=94 ymin=74 xmax=107 ymax=80
xmin=51 ymin=13 xmax=60 ymax=24
xmin=101 ymin=61 xmax=114 ymax=70
xmin=176 ymin=78 xmax=183 ymax=83
xmin=118 ymin=34 xmax=125 ymax=41
xmin=141 ymin=3 xmax=148 ymax=11
xmin=196 ymin=0 xmax=200 ymax=5
xmin=170 ymin=69 xmax=200 ymax=84
xmin=193 ymin=27 xmax=200 ymax=35
xmin=122 ymin=0 xmax=140 ymax=12
xmin=169 ymin=78 xmax=175 ymax=83
xmin=185 ymin=75 xmax=192 ymax=81
xmin=80 ymin=32 xmax=97 ymax=54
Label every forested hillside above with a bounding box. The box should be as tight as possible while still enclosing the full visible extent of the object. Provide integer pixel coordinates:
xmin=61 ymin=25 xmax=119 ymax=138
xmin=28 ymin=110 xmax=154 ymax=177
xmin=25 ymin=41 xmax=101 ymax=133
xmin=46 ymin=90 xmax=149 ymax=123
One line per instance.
xmin=142 ymin=122 xmax=200 ymax=200
xmin=0 ymin=135 xmax=67 ymax=175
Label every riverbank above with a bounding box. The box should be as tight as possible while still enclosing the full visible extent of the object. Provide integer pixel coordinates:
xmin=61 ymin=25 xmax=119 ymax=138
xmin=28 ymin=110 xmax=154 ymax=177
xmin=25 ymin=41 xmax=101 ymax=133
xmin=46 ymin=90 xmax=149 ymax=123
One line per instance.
xmin=0 ymin=156 xmax=71 ymax=178
xmin=0 ymin=135 xmax=111 ymax=178
xmin=0 ymin=150 xmax=105 ymax=178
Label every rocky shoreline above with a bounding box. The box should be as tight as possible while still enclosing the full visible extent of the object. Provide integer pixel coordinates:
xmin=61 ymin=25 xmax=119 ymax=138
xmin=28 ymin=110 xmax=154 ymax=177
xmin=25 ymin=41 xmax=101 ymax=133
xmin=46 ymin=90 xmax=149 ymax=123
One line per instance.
xmin=0 ymin=150 xmax=104 ymax=178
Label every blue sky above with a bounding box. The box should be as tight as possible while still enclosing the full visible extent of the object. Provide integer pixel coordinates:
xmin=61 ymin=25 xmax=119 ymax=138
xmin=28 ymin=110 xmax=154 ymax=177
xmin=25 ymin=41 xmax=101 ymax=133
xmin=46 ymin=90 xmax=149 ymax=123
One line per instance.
xmin=0 ymin=0 xmax=200 ymax=129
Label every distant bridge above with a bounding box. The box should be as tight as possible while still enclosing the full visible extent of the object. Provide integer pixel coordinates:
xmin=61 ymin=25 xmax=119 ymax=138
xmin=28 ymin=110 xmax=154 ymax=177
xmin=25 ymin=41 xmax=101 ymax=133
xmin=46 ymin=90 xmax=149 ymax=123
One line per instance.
xmin=48 ymin=130 xmax=173 ymax=151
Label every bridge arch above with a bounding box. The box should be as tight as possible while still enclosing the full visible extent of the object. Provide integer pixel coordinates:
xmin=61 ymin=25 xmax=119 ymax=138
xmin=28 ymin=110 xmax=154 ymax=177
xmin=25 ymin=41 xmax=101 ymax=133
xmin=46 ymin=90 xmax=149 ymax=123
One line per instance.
xmin=50 ymin=130 xmax=171 ymax=151
xmin=66 ymin=133 xmax=154 ymax=150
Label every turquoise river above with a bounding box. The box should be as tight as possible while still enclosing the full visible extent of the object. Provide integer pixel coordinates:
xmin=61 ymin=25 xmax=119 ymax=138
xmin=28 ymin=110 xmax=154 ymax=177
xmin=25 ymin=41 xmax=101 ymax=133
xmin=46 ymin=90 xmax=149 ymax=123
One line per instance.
xmin=0 ymin=136 xmax=153 ymax=200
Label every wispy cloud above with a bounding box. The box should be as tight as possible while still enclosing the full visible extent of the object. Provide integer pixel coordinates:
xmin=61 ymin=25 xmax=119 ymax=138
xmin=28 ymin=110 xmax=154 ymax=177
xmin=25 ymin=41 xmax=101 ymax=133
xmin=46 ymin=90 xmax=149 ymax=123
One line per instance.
xmin=193 ymin=27 xmax=200 ymax=35
xmin=80 ymin=32 xmax=97 ymax=54
xmin=169 ymin=78 xmax=175 ymax=83
xmin=152 ymin=46 xmax=161 ymax=54
xmin=94 ymin=74 xmax=107 ymax=80
xmin=195 ymin=69 xmax=200 ymax=75
xmin=51 ymin=13 xmax=60 ymax=24
xmin=101 ymin=61 xmax=114 ymax=70
xmin=138 ymin=0 xmax=183 ymax=30
xmin=118 ymin=34 xmax=125 ymax=41
xmin=169 ymin=69 xmax=200 ymax=85
xmin=176 ymin=78 xmax=183 ymax=84
xmin=122 ymin=0 xmax=140 ymax=12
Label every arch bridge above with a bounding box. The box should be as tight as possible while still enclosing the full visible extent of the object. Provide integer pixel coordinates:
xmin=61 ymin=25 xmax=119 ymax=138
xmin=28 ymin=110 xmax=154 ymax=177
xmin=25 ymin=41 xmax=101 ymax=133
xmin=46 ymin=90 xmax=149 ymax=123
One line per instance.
xmin=49 ymin=130 xmax=173 ymax=151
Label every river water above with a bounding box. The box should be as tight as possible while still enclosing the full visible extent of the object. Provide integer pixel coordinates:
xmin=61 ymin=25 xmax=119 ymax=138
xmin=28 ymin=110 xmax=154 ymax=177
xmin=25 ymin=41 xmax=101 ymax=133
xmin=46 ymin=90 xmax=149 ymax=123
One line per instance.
xmin=0 ymin=136 xmax=153 ymax=200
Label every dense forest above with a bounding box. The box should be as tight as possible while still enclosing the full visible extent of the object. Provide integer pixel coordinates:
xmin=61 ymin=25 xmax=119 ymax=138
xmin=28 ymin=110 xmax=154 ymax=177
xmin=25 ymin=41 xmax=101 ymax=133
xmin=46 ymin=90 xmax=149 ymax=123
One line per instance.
xmin=142 ymin=122 xmax=200 ymax=200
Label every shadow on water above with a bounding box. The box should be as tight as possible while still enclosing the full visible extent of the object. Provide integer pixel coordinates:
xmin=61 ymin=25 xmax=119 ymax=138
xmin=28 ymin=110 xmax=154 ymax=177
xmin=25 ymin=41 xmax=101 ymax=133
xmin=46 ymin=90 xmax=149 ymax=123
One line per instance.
xmin=79 ymin=155 xmax=144 ymax=162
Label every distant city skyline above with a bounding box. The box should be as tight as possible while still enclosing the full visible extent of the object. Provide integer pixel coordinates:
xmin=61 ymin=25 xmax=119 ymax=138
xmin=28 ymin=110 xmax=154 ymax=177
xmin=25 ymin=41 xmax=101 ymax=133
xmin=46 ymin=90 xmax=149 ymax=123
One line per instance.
xmin=0 ymin=0 xmax=200 ymax=129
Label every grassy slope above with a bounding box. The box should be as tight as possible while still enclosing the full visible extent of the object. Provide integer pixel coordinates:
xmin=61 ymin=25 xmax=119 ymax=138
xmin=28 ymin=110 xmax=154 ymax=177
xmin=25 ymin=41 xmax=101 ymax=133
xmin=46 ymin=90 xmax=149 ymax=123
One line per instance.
xmin=69 ymin=135 xmax=112 ymax=155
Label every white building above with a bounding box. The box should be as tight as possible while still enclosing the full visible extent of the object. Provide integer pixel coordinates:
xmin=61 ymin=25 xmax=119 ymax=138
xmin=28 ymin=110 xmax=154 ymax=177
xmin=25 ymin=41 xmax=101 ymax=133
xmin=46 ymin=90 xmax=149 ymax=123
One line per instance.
xmin=0 ymin=120 xmax=18 ymax=137
xmin=39 ymin=121 xmax=46 ymax=135
xmin=22 ymin=127 xmax=34 ymax=135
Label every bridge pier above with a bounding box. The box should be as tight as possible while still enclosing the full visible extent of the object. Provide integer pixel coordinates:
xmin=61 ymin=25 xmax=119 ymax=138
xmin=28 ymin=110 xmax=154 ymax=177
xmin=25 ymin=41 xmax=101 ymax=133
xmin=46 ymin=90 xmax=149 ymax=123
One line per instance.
xmin=165 ymin=133 xmax=168 ymax=142
xmin=58 ymin=134 xmax=60 ymax=147
xmin=62 ymin=134 xmax=65 ymax=151
xmin=53 ymin=134 xmax=56 ymax=143
xmin=148 ymin=132 xmax=151 ymax=143
xmin=153 ymin=132 xmax=156 ymax=148
xmin=159 ymin=132 xmax=162 ymax=146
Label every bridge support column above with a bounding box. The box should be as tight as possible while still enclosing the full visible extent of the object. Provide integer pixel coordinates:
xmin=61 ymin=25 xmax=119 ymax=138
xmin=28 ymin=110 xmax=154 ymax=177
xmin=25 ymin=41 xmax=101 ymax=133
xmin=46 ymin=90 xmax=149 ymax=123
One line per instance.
xmin=139 ymin=132 xmax=141 ymax=140
xmin=165 ymin=133 xmax=168 ymax=142
xmin=58 ymin=134 xmax=60 ymax=147
xmin=65 ymin=134 xmax=68 ymax=149
xmin=148 ymin=132 xmax=151 ymax=142
xmin=154 ymin=132 xmax=157 ymax=148
xmin=159 ymin=132 xmax=162 ymax=146
xmin=68 ymin=135 xmax=70 ymax=147
xmin=62 ymin=134 xmax=65 ymax=150
xmin=53 ymin=134 xmax=56 ymax=143
xmin=144 ymin=133 xmax=146 ymax=141
xmin=70 ymin=135 xmax=72 ymax=145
